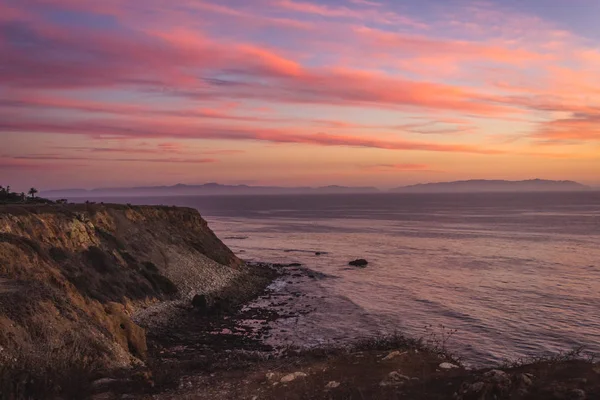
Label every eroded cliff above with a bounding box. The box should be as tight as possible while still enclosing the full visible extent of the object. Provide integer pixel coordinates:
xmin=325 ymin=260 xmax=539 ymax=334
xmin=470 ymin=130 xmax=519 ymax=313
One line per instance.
xmin=0 ymin=204 xmax=266 ymax=397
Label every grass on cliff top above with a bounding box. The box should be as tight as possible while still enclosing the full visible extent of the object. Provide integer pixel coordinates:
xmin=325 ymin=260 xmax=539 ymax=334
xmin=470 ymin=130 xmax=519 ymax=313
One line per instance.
xmin=0 ymin=202 xmax=197 ymax=216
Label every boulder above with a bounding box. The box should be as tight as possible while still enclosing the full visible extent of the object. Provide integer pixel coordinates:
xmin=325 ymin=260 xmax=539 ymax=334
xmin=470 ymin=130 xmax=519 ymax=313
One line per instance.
xmin=380 ymin=371 xmax=411 ymax=387
xmin=517 ymin=373 xmax=533 ymax=387
xmin=325 ymin=381 xmax=340 ymax=389
xmin=280 ymin=372 xmax=308 ymax=383
xmin=483 ymin=369 xmax=509 ymax=384
xmin=439 ymin=362 xmax=459 ymax=370
xmin=382 ymin=350 xmax=406 ymax=361
xmin=349 ymin=259 xmax=368 ymax=267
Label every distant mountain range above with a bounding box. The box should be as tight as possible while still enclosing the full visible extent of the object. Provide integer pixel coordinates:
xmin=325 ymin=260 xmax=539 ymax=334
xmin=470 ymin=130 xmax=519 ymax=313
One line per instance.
xmin=42 ymin=179 xmax=592 ymax=198
xmin=390 ymin=179 xmax=590 ymax=193
xmin=42 ymin=183 xmax=381 ymax=197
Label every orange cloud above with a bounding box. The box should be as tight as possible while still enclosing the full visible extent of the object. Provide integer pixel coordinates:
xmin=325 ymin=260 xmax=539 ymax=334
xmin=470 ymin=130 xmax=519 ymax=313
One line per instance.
xmin=361 ymin=163 xmax=435 ymax=172
xmin=533 ymin=114 xmax=600 ymax=141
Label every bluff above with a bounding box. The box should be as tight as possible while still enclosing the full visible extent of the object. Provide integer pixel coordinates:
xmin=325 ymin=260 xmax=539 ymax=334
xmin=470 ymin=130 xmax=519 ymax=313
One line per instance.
xmin=0 ymin=204 xmax=267 ymax=396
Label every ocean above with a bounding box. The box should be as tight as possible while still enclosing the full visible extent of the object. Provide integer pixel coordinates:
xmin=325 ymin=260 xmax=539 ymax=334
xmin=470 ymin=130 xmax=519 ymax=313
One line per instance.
xmin=95 ymin=191 xmax=600 ymax=366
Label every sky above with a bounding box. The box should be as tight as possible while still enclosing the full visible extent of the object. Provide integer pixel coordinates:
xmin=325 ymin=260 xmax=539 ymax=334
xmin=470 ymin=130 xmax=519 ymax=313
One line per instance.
xmin=1 ymin=0 xmax=599 ymax=191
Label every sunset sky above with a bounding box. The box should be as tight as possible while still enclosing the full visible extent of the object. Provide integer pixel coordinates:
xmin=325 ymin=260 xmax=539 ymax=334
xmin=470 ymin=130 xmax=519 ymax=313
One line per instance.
xmin=1 ymin=0 xmax=600 ymax=191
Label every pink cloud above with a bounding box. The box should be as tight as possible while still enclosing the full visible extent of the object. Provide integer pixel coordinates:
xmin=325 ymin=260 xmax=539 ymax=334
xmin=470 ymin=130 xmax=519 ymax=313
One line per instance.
xmin=0 ymin=114 xmax=505 ymax=155
xmin=274 ymin=0 xmax=426 ymax=28
xmin=9 ymin=154 xmax=218 ymax=164
xmin=533 ymin=114 xmax=600 ymax=141
xmin=275 ymin=0 xmax=360 ymax=18
xmin=354 ymin=26 xmax=551 ymax=66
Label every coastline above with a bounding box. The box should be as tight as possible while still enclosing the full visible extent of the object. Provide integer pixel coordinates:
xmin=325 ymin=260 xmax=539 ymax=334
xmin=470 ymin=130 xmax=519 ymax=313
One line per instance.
xmin=101 ymin=262 xmax=599 ymax=400
xmin=1 ymin=203 xmax=598 ymax=399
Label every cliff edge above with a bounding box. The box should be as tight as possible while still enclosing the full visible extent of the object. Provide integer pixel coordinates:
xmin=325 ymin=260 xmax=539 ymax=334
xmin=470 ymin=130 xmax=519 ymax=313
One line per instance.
xmin=0 ymin=204 xmax=267 ymax=397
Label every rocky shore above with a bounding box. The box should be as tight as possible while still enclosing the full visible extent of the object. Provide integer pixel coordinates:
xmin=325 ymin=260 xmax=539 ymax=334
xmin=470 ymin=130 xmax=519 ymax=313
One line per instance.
xmin=96 ymin=262 xmax=599 ymax=400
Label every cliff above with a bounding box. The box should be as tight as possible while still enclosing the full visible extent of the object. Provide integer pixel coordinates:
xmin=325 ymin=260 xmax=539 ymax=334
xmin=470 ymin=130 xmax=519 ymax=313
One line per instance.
xmin=0 ymin=204 xmax=267 ymax=397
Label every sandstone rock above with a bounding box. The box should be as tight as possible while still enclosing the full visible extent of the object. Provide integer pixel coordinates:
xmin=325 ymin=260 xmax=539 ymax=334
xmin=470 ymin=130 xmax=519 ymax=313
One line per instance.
xmin=380 ymin=371 xmax=411 ymax=386
xmin=325 ymin=381 xmax=341 ymax=389
xmin=517 ymin=373 xmax=533 ymax=387
xmin=439 ymin=362 xmax=459 ymax=370
xmin=382 ymin=350 xmax=406 ymax=361
xmin=91 ymin=378 xmax=119 ymax=389
xmin=280 ymin=372 xmax=308 ymax=383
xmin=266 ymin=372 xmax=278 ymax=382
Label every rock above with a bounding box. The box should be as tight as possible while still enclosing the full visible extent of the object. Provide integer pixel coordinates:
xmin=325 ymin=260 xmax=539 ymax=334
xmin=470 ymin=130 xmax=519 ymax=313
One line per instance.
xmin=380 ymin=371 xmax=411 ymax=386
xmin=91 ymin=378 xmax=119 ymax=389
xmin=349 ymin=259 xmax=368 ymax=267
xmin=315 ymin=252 xmax=322 ymax=256
xmin=325 ymin=381 xmax=340 ymax=389
xmin=90 ymin=393 xmax=115 ymax=400
xmin=288 ymin=263 xmax=302 ymax=267
xmin=469 ymin=382 xmax=485 ymax=393
xmin=439 ymin=362 xmax=460 ymax=370
xmin=192 ymin=294 xmax=208 ymax=310
xmin=266 ymin=372 xmax=278 ymax=382
xmin=517 ymin=373 xmax=533 ymax=387
xmin=280 ymin=372 xmax=308 ymax=383
xmin=483 ymin=369 xmax=509 ymax=384
xmin=568 ymin=389 xmax=586 ymax=400
xmin=382 ymin=350 xmax=406 ymax=361
xmin=571 ymin=378 xmax=588 ymax=384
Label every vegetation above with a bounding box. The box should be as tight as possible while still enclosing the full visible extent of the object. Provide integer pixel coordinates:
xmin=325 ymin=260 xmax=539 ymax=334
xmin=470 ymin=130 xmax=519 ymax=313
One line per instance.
xmin=0 ymin=185 xmax=55 ymax=205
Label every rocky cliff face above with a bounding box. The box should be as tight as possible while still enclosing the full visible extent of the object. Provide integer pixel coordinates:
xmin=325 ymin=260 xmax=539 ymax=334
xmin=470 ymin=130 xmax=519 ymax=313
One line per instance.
xmin=0 ymin=204 xmax=265 ymax=396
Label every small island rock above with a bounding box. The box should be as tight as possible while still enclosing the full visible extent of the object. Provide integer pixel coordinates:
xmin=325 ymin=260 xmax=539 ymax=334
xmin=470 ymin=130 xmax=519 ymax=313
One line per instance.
xmin=349 ymin=259 xmax=368 ymax=267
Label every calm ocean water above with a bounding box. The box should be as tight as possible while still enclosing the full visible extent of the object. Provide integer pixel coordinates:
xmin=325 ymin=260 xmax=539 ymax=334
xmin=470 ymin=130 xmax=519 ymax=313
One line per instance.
xmin=96 ymin=192 xmax=600 ymax=366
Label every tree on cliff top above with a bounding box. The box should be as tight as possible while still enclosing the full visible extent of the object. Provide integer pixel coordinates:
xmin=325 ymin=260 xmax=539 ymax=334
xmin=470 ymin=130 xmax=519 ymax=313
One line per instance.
xmin=28 ymin=187 xmax=38 ymax=199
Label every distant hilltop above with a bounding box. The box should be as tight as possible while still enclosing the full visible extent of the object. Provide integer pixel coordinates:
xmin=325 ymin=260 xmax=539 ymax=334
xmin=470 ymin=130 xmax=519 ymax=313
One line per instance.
xmin=41 ymin=179 xmax=592 ymax=198
xmin=390 ymin=179 xmax=591 ymax=193
xmin=42 ymin=183 xmax=381 ymax=198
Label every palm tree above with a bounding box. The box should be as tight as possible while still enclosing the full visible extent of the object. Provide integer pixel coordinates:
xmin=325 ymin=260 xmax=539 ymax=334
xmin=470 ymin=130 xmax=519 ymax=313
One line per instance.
xmin=28 ymin=187 xmax=38 ymax=199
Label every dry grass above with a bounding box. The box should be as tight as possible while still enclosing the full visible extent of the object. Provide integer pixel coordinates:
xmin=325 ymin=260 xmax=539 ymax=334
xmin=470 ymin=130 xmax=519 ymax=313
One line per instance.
xmin=0 ymin=204 xmax=255 ymax=399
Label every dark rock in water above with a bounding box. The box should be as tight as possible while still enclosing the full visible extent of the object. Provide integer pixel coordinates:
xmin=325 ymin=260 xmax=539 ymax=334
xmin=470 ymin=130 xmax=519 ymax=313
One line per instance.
xmin=192 ymin=294 xmax=208 ymax=310
xmin=288 ymin=263 xmax=302 ymax=267
xmin=315 ymin=252 xmax=322 ymax=256
xmin=349 ymin=259 xmax=368 ymax=267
